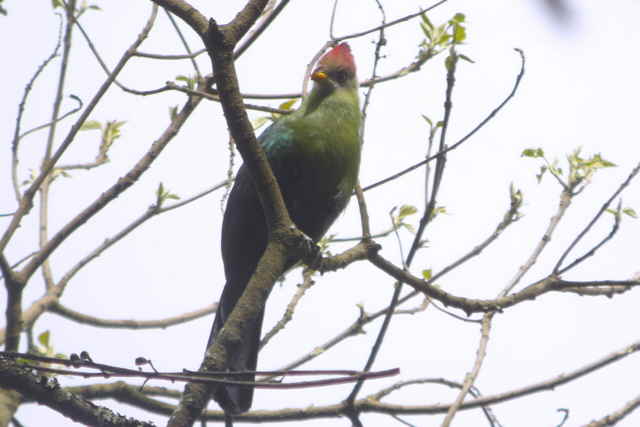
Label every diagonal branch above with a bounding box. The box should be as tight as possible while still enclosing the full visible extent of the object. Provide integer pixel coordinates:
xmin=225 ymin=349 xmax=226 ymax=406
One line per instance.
xmin=0 ymin=5 xmax=159 ymax=259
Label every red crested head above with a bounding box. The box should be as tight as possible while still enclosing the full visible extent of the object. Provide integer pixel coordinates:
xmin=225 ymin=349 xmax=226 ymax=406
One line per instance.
xmin=317 ymin=43 xmax=356 ymax=74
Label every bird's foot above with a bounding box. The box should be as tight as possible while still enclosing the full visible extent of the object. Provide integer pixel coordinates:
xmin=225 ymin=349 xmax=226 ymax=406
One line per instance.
xmin=291 ymin=226 xmax=322 ymax=270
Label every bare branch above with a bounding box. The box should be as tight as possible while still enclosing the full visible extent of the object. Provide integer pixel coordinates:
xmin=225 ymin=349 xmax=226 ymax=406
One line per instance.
xmin=0 ymin=6 xmax=159 ymax=257
xmin=135 ymin=48 xmax=206 ymax=60
xmin=442 ymin=314 xmax=492 ymax=426
xmin=233 ymin=0 xmax=290 ymax=59
xmin=17 ymin=95 xmax=82 ymax=141
xmin=335 ymin=1 xmax=448 ymax=43
xmin=371 ymin=378 xmax=501 ymax=427
xmin=369 ymin=252 xmax=640 ymax=315
xmin=164 ymin=7 xmax=201 ymax=77
xmin=0 ymin=359 xmax=155 ymax=426
xmin=500 ymin=188 xmax=572 ymax=296
xmin=150 ymin=0 xmax=208 ymax=37
xmin=50 ymin=303 xmax=216 ymax=329
xmin=554 ymin=161 xmax=640 ymax=274
xmin=363 ymin=48 xmax=526 ymax=193
xmin=260 ymin=269 xmax=315 ymax=349
xmin=11 ymin=14 xmax=63 ymax=202
xmin=583 ymin=394 xmax=640 ymax=427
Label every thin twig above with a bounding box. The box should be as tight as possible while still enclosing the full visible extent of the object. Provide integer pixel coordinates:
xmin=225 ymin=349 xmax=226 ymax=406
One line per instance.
xmin=17 ymin=96 xmax=83 ymax=141
xmin=371 ymin=378 xmax=501 ymax=427
xmin=135 ymin=47 xmax=206 ymax=60
xmin=233 ymin=0 xmax=290 ymax=60
xmin=441 ymin=314 xmax=492 ymax=426
xmin=329 ymin=0 xmax=339 ymax=40
xmin=165 ymin=7 xmax=201 ymax=77
xmin=0 ymin=5 xmax=160 ymax=257
xmin=344 ymin=1 xmax=391 ymax=408
xmin=52 ymin=180 xmax=228 ymax=298
xmin=335 ymin=1 xmax=448 ymax=44
xmin=554 ymin=161 xmax=640 ymax=274
xmin=50 ymin=303 xmax=216 ymax=329
xmin=0 ymin=352 xmax=399 ymax=389
xmin=500 ymin=188 xmax=572 ymax=296
xmin=260 ymin=269 xmax=315 ymax=349
xmin=363 ymin=49 xmax=526 ymax=193
xmin=583 ymin=393 xmax=640 ymax=427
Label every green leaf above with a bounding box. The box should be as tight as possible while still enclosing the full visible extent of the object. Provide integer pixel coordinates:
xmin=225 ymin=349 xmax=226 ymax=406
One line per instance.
xmin=251 ymin=116 xmax=270 ymax=131
xmin=80 ymin=120 xmax=101 ymax=131
xmin=458 ymin=54 xmax=475 ymax=63
xmin=430 ymin=206 xmax=447 ymax=220
xmin=421 ymin=14 xmax=434 ymax=32
xmin=623 ymin=207 xmax=638 ymax=218
xmin=401 ymin=223 xmax=416 ymax=234
xmin=421 ymin=114 xmax=433 ymax=127
xmin=175 ymin=75 xmax=195 ymax=90
xmin=38 ymin=330 xmax=51 ymax=347
xmin=452 ymin=13 xmax=465 ymax=23
xmin=422 ymin=269 xmax=432 ymax=280
xmin=437 ymin=32 xmax=451 ymax=46
xmin=398 ymin=204 xmax=417 ymax=220
xmin=102 ymin=120 xmax=125 ymax=149
xmin=52 ymin=0 xmax=63 ymax=9
xmin=521 ymin=148 xmax=545 ymax=158
xmin=278 ymin=99 xmax=297 ymax=111
xmin=452 ymin=24 xmax=466 ymax=43
xmin=156 ymin=182 xmax=180 ymax=204
xmin=589 ymin=153 xmax=616 ymax=169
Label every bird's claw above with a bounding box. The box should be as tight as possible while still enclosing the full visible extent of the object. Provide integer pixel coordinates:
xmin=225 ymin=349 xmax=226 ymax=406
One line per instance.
xmin=295 ymin=229 xmax=322 ymax=270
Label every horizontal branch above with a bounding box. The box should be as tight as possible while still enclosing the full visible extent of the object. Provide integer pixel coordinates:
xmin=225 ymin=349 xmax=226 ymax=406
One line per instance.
xmin=369 ymin=251 xmax=639 ymax=315
xmin=9 ymin=338 xmax=637 ymax=423
xmin=0 ymin=352 xmax=398 ymax=390
xmin=50 ymin=303 xmax=216 ymax=329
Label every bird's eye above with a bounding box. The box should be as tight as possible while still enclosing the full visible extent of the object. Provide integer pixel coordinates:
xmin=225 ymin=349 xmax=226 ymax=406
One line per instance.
xmin=333 ymin=69 xmax=349 ymax=84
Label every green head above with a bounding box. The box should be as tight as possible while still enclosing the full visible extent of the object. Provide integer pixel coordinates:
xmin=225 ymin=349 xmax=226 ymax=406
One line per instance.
xmin=305 ymin=43 xmax=359 ymax=114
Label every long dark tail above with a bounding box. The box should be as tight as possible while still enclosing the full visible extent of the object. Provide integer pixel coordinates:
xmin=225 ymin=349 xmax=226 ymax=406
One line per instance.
xmin=207 ymin=279 xmax=264 ymax=414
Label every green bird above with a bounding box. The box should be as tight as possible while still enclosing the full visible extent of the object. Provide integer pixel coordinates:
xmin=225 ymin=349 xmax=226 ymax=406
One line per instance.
xmin=208 ymin=43 xmax=362 ymax=414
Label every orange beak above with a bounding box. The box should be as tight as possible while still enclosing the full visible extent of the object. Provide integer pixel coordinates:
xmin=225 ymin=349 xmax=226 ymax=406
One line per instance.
xmin=311 ymin=70 xmax=328 ymax=81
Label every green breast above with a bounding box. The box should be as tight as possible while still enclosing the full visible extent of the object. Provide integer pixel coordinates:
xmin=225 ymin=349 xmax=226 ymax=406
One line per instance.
xmin=258 ymin=86 xmax=362 ymax=239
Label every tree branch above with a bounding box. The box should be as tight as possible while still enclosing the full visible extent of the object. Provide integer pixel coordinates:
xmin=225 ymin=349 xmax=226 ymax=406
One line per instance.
xmin=50 ymin=303 xmax=216 ymax=329
xmin=368 ymin=253 xmax=640 ymax=315
xmin=0 ymin=360 xmax=154 ymax=426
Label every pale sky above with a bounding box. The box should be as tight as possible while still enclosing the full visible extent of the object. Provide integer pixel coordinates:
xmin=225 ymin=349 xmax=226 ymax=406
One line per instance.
xmin=2 ymin=1 xmax=640 ymax=426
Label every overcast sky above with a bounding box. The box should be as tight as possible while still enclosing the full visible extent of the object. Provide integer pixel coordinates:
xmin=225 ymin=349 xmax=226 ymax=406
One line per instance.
xmin=2 ymin=1 xmax=640 ymax=426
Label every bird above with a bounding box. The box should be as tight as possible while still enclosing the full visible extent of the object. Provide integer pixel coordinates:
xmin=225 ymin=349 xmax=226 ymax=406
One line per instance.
xmin=207 ymin=43 xmax=362 ymax=414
